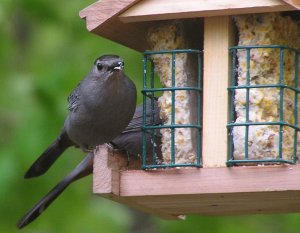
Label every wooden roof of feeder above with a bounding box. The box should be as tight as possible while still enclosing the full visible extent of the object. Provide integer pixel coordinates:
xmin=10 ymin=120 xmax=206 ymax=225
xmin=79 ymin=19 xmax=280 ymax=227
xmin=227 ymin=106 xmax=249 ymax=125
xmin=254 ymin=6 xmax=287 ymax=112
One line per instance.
xmin=80 ymin=0 xmax=300 ymax=51
xmin=80 ymin=0 xmax=300 ymax=220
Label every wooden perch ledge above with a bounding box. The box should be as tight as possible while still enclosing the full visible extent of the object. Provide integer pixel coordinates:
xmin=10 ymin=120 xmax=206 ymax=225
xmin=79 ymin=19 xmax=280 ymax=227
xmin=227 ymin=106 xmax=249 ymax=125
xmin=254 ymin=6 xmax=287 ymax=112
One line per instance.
xmin=93 ymin=145 xmax=300 ymax=219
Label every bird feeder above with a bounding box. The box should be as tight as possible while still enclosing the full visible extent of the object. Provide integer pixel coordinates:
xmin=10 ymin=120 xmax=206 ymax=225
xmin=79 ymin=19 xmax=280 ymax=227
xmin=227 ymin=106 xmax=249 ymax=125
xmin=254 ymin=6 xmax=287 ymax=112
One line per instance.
xmin=80 ymin=0 xmax=300 ymax=219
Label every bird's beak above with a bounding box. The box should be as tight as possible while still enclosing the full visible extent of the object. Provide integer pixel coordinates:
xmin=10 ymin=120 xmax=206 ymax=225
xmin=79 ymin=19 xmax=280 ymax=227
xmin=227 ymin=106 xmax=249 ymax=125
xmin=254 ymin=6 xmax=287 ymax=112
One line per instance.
xmin=113 ymin=61 xmax=124 ymax=71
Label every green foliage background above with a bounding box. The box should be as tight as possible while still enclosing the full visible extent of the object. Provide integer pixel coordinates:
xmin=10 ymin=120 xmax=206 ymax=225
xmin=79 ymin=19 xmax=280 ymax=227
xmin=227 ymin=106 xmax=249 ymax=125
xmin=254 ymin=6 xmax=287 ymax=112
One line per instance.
xmin=0 ymin=0 xmax=300 ymax=232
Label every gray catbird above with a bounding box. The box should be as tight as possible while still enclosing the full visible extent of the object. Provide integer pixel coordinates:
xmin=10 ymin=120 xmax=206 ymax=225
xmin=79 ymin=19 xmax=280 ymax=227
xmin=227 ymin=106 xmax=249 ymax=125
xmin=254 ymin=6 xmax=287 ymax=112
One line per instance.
xmin=24 ymin=55 xmax=137 ymax=178
xmin=17 ymin=100 xmax=161 ymax=229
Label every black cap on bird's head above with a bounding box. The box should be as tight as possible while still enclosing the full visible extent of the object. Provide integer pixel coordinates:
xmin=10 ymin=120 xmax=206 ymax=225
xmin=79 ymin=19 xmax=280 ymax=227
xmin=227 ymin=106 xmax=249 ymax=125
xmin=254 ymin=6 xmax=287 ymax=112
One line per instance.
xmin=93 ymin=55 xmax=125 ymax=74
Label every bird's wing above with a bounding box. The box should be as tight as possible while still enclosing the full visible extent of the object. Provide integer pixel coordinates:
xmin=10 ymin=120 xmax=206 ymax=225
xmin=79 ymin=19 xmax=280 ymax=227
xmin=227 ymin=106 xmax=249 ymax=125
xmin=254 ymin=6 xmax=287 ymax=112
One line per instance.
xmin=124 ymin=109 xmax=161 ymax=133
xmin=67 ymin=82 xmax=82 ymax=112
xmin=124 ymin=99 xmax=161 ymax=133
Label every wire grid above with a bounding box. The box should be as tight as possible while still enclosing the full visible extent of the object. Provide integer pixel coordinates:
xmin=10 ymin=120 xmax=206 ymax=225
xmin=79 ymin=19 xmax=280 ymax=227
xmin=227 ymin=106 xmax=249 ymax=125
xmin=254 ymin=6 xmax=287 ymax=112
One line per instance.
xmin=227 ymin=45 xmax=300 ymax=166
xmin=142 ymin=49 xmax=202 ymax=169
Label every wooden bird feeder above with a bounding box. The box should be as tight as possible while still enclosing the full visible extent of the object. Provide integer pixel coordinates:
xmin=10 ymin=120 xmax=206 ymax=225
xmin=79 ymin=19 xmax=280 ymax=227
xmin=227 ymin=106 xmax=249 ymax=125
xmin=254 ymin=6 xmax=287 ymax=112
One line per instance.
xmin=80 ymin=0 xmax=300 ymax=219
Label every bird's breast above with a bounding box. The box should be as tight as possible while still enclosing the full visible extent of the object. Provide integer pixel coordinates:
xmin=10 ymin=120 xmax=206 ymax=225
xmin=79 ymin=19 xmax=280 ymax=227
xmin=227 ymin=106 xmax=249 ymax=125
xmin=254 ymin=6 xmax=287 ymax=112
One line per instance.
xmin=65 ymin=73 xmax=136 ymax=149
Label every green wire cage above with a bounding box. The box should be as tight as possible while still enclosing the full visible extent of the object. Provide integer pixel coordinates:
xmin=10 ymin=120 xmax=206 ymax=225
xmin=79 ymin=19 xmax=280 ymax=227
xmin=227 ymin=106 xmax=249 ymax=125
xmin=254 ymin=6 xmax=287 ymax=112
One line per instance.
xmin=142 ymin=49 xmax=202 ymax=169
xmin=227 ymin=45 xmax=300 ymax=166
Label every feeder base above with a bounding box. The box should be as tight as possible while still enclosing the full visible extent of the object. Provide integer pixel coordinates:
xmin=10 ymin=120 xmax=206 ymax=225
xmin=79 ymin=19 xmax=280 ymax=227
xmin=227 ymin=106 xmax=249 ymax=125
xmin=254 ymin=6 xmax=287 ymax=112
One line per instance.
xmin=93 ymin=145 xmax=300 ymax=219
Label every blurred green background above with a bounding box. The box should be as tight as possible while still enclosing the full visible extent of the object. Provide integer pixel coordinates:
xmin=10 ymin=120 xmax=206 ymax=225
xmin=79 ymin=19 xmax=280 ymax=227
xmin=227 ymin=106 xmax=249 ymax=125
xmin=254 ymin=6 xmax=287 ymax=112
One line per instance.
xmin=1 ymin=0 xmax=300 ymax=232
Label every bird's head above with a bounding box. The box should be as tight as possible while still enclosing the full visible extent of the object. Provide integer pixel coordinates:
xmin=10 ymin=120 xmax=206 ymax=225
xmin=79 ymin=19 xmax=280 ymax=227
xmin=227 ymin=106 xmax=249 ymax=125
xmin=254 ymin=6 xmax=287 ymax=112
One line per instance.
xmin=92 ymin=55 xmax=125 ymax=76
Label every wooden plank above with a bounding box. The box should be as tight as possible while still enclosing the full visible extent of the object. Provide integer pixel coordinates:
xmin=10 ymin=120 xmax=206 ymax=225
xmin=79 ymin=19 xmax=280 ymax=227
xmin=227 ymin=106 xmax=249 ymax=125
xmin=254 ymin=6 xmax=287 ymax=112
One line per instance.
xmin=79 ymin=0 xmax=141 ymax=31
xmin=118 ymin=165 xmax=300 ymax=215
xmin=119 ymin=165 xmax=300 ymax=196
xmin=283 ymin=0 xmax=300 ymax=9
xmin=93 ymin=145 xmax=121 ymax=195
xmin=119 ymin=0 xmax=296 ymax=23
xmin=127 ymin=191 xmax=300 ymax=215
xmin=103 ymin=194 xmax=185 ymax=220
xmin=202 ymin=16 xmax=234 ymax=167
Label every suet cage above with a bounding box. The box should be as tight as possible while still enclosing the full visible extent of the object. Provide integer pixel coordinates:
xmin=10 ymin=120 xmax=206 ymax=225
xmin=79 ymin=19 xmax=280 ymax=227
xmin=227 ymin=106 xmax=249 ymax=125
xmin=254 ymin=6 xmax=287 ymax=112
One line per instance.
xmin=142 ymin=49 xmax=202 ymax=169
xmin=228 ymin=45 xmax=300 ymax=165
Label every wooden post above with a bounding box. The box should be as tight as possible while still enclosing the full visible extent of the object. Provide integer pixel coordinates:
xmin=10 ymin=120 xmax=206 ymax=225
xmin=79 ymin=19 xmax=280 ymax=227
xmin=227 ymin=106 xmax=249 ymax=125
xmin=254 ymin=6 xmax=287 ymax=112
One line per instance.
xmin=202 ymin=16 xmax=234 ymax=167
xmin=93 ymin=145 xmax=123 ymax=196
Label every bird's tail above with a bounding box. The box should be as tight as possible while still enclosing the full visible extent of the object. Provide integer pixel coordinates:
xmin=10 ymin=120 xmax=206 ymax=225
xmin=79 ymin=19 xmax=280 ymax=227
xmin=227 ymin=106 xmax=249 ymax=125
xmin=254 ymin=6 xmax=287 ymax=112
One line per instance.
xmin=17 ymin=152 xmax=94 ymax=229
xmin=24 ymin=130 xmax=73 ymax=178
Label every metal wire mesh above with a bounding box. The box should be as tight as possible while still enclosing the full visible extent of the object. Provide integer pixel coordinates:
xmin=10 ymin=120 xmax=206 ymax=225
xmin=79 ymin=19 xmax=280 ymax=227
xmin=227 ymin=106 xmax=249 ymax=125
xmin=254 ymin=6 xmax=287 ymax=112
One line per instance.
xmin=142 ymin=49 xmax=202 ymax=169
xmin=227 ymin=45 xmax=300 ymax=165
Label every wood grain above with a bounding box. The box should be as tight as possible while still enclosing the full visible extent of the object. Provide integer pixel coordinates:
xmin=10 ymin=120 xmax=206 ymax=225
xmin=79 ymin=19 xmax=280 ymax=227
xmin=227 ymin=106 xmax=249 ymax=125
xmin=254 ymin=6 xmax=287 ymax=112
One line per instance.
xmin=202 ymin=16 xmax=234 ymax=167
xmin=119 ymin=0 xmax=296 ymax=23
xmin=124 ymin=191 xmax=300 ymax=216
xmin=283 ymin=0 xmax=300 ymax=9
xmin=80 ymin=0 xmax=141 ymax=31
xmin=119 ymin=165 xmax=300 ymax=196
xmin=93 ymin=145 xmax=121 ymax=195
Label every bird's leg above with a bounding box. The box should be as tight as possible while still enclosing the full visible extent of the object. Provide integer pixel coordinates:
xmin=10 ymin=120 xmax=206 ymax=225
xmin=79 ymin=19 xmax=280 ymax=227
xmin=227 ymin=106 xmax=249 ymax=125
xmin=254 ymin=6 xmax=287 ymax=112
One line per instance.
xmin=106 ymin=143 xmax=116 ymax=151
xmin=82 ymin=145 xmax=94 ymax=153
xmin=106 ymin=143 xmax=125 ymax=154
xmin=106 ymin=143 xmax=129 ymax=165
xmin=126 ymin=151 xmax=131 ymax=168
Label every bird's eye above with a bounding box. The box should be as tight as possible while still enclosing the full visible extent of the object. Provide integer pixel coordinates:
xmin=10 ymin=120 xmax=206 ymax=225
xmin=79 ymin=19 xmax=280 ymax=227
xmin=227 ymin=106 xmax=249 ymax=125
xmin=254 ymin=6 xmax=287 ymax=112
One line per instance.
xmin=97 ymin=63 xmax=103 ymax=71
